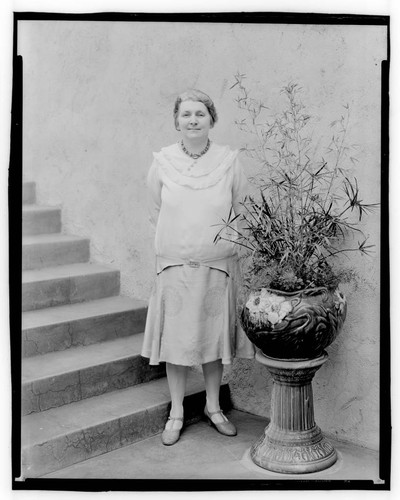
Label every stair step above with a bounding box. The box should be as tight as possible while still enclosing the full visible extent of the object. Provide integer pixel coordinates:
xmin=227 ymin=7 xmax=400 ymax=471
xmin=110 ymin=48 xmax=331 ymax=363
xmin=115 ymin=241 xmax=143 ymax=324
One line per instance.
xmin=23 ymin=233 xmax=90 ymax=271
xmin=22 ymin=205 xmax=61 ymax=236
xmin=22 ymin=263 xmax=120 ymax=312
xmin=21 ymin=373 xmax=231 ymax=478
xmin=22 ymin=296 xmax=147 ymax=357
xmin=23 ymin=182 xmax=36 ymax=204
xmin=22 ymin=335 xmax=165 ymax=415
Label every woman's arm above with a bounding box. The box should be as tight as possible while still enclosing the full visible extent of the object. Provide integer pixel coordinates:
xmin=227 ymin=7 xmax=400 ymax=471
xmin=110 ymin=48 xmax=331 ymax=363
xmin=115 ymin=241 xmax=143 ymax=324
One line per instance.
xmin=147 ymin=159 xmax=162 ymax=229
xmin=231 ymin=155 xmax=249 ymax=235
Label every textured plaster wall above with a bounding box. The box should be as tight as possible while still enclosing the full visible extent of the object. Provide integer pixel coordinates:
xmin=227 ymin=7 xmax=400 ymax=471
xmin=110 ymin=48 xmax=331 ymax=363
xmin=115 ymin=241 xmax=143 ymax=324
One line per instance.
xmin=19 ymin=21 xmax=386 ymax=450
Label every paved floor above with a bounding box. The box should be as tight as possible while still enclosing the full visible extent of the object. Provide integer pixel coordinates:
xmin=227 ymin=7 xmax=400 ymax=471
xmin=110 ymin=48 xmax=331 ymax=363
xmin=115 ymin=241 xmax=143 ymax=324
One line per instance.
xmin=43 ymin=410 xmax=381 ymax=482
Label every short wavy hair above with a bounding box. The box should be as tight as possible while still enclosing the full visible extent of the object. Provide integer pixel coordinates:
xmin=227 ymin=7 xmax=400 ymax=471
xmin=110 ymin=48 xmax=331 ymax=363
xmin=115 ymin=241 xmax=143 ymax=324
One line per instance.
xmin=173 ymin=89 xmax=218 ymax=130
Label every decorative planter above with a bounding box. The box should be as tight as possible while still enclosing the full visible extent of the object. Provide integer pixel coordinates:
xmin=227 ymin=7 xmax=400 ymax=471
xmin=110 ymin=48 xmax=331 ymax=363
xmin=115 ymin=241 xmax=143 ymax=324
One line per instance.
xmin=241 ymin=287 xmax=347 ymax=474
xmin=242 ymin=287 xmax=347 ymax=360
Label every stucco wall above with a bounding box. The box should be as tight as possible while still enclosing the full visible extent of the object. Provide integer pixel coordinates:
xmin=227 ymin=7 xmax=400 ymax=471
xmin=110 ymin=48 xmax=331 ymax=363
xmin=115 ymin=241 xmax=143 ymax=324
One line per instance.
xmin=19 ymin=20 xmax=386 ymax=450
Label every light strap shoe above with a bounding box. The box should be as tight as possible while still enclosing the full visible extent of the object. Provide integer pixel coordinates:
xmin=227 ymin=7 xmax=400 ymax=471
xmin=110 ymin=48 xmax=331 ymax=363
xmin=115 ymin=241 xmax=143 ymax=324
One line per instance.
xmin=161 ymin=416 xmax=184 ymax=446
xmin=204 ymin=406 xmax=237 ymax=436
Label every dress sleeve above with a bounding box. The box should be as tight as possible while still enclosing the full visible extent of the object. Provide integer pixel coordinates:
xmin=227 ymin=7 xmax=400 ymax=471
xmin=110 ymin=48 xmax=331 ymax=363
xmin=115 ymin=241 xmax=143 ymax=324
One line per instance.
xmin=147 ymin=158 xmax=162 ymax=229
xmin=231 ymin=155 xmax=249 ymax=218
xmin=230 ymin=154 xmax=251 ymax=242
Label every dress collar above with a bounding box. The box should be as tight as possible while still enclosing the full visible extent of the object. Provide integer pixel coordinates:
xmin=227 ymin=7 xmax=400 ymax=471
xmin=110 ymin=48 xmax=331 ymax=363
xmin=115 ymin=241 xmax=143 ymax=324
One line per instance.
xmin=153 ymin=143 xmax=238 ymax=189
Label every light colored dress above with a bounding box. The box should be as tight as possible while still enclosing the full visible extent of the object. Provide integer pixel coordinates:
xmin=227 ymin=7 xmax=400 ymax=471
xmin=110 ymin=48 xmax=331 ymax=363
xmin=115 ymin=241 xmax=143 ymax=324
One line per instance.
xmin=141 ymin=142 xmax=255 ymax=366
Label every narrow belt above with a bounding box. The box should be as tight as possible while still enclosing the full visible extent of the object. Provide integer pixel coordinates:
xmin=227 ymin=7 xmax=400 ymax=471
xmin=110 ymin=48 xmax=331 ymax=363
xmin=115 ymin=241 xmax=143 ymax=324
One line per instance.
xmin=157 ymin=254 xmax=236 ymax=269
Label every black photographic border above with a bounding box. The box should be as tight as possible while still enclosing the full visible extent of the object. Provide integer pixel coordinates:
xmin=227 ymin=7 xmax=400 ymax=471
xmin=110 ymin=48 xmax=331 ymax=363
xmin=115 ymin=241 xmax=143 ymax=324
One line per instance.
xmin=9 ymin=10 xmax=391 ymax=492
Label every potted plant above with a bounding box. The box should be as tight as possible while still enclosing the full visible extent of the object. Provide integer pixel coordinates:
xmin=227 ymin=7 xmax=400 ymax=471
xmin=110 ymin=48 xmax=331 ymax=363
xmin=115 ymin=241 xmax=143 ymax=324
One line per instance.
xmin=215 ymin=74 xmax=378 ymax=474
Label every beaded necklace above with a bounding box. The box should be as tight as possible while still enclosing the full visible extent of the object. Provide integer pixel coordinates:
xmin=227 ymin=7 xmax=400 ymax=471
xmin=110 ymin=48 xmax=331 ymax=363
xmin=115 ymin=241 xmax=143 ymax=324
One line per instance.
xmin=180 ymin=139 xmax=211 ymax=160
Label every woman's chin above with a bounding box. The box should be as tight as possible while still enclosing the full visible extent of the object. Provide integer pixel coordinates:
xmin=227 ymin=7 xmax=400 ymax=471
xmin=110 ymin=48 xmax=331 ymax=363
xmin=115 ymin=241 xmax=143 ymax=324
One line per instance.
xmin=184 ymin=131 xmax=207 ymax=141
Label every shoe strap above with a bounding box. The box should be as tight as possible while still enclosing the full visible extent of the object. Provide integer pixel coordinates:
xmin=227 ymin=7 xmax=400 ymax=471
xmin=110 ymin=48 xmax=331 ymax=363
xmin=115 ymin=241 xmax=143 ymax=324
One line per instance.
xmin=206 ymin=409 xmax=229 ymax=423
xmin=168 ymin=416 xmax=183 ymax=422
xmin=207 ymin=409 xmax=224 ymax=417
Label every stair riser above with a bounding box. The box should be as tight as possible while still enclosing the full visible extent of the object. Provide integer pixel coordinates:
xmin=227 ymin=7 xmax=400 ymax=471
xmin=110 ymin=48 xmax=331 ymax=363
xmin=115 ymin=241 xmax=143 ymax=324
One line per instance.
xmin=22 ymin=406 xmax=169 ymax=478
xmin=22 ymin=356 xmax=165 ymax=415
xmin=22 ymin=308 xmax=147 ymax=357
xmin=21 ymin=387 xmax=231 ymax=478
xmin=23 ymin=239 xmax=90 ymax=270
xmin=23 ymin=182 xmax=36 ymax=204
xmin=23 ymin=210 xmax=61 ymax=236
xmin=22 ymin=271 xmax=120 ymax=312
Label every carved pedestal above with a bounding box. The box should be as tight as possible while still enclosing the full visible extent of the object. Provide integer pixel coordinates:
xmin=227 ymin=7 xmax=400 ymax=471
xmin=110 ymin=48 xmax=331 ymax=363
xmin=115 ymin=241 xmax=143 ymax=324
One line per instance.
xmin=251 ymin=350 xmax=337 ymax=474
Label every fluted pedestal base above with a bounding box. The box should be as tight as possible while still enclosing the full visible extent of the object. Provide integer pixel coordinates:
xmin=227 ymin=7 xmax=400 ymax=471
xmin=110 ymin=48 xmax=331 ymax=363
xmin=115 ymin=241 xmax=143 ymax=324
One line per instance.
xmin=251 ymin=351 xmax=337 ymax=474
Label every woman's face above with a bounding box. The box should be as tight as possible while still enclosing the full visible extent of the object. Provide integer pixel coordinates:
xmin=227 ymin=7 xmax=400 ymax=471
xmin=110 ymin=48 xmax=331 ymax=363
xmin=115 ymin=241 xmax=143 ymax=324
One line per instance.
xmin=177 ymin=100 xmax=212 ymax=142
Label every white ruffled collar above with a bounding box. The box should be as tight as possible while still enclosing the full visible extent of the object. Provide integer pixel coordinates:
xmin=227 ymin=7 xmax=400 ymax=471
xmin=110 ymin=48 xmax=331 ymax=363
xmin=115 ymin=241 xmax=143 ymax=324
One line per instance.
xmin=153 ymin=142 xmax=238 ymax=189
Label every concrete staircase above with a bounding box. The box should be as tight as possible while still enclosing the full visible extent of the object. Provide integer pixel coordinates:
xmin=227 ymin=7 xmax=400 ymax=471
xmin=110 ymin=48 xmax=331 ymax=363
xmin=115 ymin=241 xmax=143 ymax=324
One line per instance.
xmin=21 ymin=181 xmax=231 ymax=478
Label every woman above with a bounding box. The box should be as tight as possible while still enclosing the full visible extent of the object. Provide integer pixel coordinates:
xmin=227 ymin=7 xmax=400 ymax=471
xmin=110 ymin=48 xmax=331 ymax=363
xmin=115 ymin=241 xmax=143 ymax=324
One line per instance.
xmin=141 ymin=89 xmax=254 ymax=446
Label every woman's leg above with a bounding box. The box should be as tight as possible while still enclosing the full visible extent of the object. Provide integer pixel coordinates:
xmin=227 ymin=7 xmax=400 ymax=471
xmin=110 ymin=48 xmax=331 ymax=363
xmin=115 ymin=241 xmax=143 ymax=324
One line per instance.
xmin=165 ymin=362 xmax=188 ymax=430
xmin=202 ymin=359 xmax=225 ymax=424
